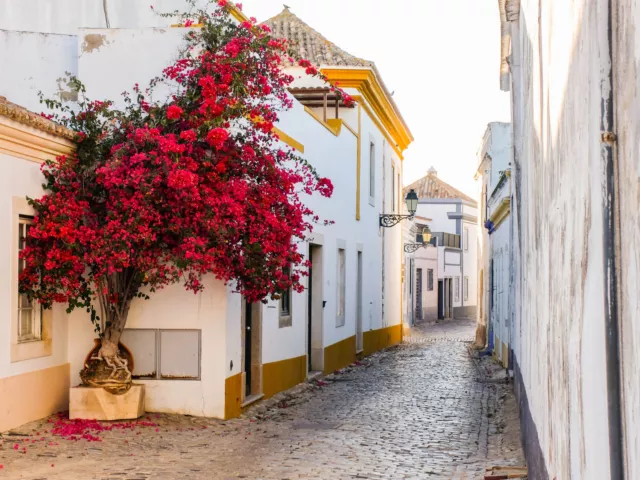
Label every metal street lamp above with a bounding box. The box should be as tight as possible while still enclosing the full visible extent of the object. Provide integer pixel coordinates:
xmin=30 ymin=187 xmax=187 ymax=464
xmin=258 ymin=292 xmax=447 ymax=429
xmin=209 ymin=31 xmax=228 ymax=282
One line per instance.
xmin=379 ymin=189 xmax=419 ymax=228
xmin=404 ymin=226 xmax=432 ymax=253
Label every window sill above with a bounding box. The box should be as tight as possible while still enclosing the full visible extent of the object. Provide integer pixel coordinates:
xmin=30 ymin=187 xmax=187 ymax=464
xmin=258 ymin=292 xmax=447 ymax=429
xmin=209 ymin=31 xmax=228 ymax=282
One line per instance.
xmin=11 ymin=338 xmax=52 ymax=363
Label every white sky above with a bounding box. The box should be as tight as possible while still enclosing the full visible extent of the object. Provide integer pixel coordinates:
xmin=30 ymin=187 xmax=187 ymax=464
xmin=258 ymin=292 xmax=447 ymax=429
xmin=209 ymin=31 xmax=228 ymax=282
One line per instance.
xmin=238 ymin=0 xmax=511 ymax=198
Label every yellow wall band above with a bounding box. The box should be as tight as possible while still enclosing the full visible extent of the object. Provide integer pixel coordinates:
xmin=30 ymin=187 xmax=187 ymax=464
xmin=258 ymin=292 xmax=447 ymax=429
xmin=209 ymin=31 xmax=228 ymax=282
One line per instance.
xmin=0 ymin=363 xmax=70 ymax=432
xmin=324 ymin=335 xmax=356 ymax=374
xmin=262 ymin=354 xmax=307 ymax=399
xmin=224 ymin=372 xmax=243 ymax=419
xmin=362 ymin=323 xmax=403 ymax=357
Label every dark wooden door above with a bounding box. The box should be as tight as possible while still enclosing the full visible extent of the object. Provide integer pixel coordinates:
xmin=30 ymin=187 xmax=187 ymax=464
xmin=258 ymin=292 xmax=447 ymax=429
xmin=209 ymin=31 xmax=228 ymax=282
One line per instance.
xmin=244 ymin=300 xmax=252 ymax=396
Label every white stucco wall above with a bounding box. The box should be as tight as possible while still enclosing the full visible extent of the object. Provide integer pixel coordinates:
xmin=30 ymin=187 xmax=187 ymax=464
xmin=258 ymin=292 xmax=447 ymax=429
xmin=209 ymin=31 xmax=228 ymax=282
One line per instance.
xmin=507 ymin=1 xmax=614 ymax=477
xmin=0 ymin=30 xmax=78 ymax=114
xmin=613 ymin=1 xmax=640 ymax=475
xmin=0 ymin=0 xmax=218 ymax=35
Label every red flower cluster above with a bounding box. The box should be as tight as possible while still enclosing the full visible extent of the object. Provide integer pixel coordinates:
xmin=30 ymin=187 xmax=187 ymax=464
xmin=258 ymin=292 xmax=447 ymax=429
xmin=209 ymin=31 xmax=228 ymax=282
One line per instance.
xmin=20 ymin=1 xmax=349 ymax=342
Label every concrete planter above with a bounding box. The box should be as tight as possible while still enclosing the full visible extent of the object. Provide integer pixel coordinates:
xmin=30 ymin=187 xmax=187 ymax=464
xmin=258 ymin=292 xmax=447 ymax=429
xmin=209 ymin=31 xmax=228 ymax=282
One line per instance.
xmin=69 ymin=384 xmax=145 ymax=421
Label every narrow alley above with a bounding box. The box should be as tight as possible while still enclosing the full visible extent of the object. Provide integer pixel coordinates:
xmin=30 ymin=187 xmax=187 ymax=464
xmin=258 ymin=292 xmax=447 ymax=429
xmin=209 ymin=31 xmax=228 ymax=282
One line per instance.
xmin=0 ymin=320 xmax=524 ymax=479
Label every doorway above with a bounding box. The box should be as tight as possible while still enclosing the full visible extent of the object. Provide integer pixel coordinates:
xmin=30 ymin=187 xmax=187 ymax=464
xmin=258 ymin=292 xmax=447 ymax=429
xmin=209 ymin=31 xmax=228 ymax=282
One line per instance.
xmin=437 ymin=280 xmax=444 ymax=319
xmin=356 ymin=251 xmax=363 ymax=352
xmin=244 ymin=299 xmax=252 ymax=395
xmin=416 ymin=268 xmax=423 ymax=322
xmin=242 ymin=300 xmax=262 ymax=401
xmin=308 ymin=244 xmax=324 ymax=373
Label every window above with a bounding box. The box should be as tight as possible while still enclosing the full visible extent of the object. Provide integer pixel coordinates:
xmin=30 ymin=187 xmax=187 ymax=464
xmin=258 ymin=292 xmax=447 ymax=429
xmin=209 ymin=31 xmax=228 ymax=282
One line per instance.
xmin=369 ymin=142 xmax=375 ymax=203
xmin=279 ymin=268 xmax=292 ymax=327
xmin=464 ymin=276 xmax=469 ymax=301
xmin=464 ymin=227 xmax=469 ymax=250
xmin=397 ymin=173 xmax=400 ymax=213
xmin=337 ymin=248 xmax=346 ymax=326
xmin=392 ymin=164 xmax=396 ymax=212
xmin=455 ymin=277 xmax=460 ymax=301
xmin=427 ymin=269 xmax=434 ymax=291
xmin=18 ymin=216 xmax=41 ymax=343
xmin=11 ymin=197 xmax=53 ymax=362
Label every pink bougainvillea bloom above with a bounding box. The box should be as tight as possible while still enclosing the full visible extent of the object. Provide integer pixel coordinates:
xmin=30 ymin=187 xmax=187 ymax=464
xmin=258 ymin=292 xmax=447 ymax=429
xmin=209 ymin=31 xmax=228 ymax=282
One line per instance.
xmin=166 ymin=105 xmax=184 ymax=120
xmin=206 ymin=127 xmax=229 ymax=149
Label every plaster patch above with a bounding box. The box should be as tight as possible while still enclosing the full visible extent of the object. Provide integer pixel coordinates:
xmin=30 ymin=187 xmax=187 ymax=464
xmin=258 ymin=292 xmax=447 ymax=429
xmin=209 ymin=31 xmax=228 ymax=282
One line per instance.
xmin=82 ymin=34 xmax=110 ymax=53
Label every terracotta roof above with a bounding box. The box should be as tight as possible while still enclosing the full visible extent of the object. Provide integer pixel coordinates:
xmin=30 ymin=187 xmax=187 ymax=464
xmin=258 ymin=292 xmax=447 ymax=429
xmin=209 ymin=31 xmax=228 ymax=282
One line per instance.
xmin=404 ymin=170 xmax=477 ymax=205
xmin=262 ymin=7 xmax=373 ymax=68
xmin=0 ymin=96 xmax=76 ymax=140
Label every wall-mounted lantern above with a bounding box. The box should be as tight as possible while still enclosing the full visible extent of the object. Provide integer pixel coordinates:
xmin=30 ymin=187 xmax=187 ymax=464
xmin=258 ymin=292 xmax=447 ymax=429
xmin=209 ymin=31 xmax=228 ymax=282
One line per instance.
xmin=379 ymin=189 xmax=419 ymax=228
xmin=404 ymin=225 xmax=432 ymax=253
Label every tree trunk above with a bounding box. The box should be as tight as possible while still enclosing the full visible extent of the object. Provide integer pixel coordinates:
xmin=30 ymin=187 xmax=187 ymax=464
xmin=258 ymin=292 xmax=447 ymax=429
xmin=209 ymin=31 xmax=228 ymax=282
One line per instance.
xmin=80 ymin=287 xmax=133 ymax=394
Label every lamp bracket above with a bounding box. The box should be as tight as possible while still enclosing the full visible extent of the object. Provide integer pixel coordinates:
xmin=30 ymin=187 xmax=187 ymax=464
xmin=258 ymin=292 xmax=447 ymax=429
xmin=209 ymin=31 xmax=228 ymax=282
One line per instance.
xmin=379 ymin=213 xmax=414 ymax=228
xmin=404 ymin=243 xmax=427 ymax=253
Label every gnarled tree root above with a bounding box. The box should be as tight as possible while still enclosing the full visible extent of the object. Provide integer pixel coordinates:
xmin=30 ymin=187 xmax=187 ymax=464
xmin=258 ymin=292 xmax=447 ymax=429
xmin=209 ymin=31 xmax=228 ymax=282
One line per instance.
xmin=80 ymin=351 xmax=133 ymax=395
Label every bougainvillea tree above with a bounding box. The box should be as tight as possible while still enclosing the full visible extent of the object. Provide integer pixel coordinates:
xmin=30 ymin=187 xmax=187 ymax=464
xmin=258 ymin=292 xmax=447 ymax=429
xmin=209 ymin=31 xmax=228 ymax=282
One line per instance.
xmin=20 ymin=0 xmax=354 ymax=393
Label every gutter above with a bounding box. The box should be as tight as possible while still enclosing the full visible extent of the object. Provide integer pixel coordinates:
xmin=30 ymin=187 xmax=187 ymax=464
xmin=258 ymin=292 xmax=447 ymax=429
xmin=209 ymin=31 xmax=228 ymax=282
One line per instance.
xmin=598 ymin=0 xmax=625 ymax=477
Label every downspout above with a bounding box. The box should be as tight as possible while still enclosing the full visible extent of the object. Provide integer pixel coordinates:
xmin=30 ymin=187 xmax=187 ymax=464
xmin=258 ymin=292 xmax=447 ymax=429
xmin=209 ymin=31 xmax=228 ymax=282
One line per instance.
xmin=598 ymin=0 xmax=624 ymax=477
xmin=103 ymin=0 xmax=111 ymax=28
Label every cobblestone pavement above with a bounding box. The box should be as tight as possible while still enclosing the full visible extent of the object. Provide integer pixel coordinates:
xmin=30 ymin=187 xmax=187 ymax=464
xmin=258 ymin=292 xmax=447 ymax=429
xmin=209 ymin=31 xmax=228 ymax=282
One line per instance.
xmin=0 ymin=318 xmax=524 ymax=479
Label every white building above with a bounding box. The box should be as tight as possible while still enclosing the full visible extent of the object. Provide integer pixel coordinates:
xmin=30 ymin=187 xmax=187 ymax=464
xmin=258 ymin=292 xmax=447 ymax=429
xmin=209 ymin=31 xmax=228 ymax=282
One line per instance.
xmin=0 ymin=2 xmax=413 ymax=430
xmin=499 ymin=0 xmax=640 ymax=477
xmin=475 ymin=122 xmax=513 ymax=367
xmin=403 ymin=215 xmax=438 ymax=327
xmin=404 ymin=168 xmax=478 ymax=320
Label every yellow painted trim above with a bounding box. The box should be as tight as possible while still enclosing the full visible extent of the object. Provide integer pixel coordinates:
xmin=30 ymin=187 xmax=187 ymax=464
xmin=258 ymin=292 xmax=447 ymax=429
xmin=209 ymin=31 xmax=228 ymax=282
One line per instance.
xmin=228 ymin=3 xmax=250 ymax=23
xmin=0 ymin=117 xmax=75 ymax=163
xmin=326 ymin=118 xmax=343 ymax=136
xmin=321 ymin=68 xmax=413 ymax=155
xmin=324 ymin=335 xmax=356 ymax=374
xmin=273 ymin=127 xmax=304 ymax=153
xmin=355 ymin=98 xmax=404 ymax=161
xmin=355 ymin=105 xmax=362 ymax=221
xmin=303 ymin=106 xmax=341 ymax=136
xmin=489 ymin=198 xmax=511 ymax=229
xmin=262 ymin=354 xmax=307 ymax=398
xmin=342 ymin=120 xmax=358 ymax=137
xmin=0 ymin=363 xmax=70 ymax=432
xmin=224 ymin=372 xmax=243 ymax=419
xmin=502 ymin=341 xmax=509 ymax=369
xmin=363 ymin=324 xmax=403 ymax=357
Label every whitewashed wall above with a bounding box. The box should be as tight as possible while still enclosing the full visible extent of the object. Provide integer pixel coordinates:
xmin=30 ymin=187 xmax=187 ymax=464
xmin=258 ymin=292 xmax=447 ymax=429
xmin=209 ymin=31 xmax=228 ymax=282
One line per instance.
xmin=0 ymin=0 xmax=218 ymax=35
xmin=414 ymin=247 xmax=438 ymax=322
xmin=0 ymin=31 xmax=78 ymax=114
xmin=507 ymin=1 xmax=613 ymax=477
xmin=613 ymin=1 xmax=640 ymax=476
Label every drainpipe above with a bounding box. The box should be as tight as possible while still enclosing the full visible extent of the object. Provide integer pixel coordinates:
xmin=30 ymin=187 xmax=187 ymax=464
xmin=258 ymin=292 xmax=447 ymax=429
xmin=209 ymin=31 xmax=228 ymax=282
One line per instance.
xmin=598 ymin=0 xmax=625 ymax=477
xmin=103 ymin=0 xmax=111 ymax=28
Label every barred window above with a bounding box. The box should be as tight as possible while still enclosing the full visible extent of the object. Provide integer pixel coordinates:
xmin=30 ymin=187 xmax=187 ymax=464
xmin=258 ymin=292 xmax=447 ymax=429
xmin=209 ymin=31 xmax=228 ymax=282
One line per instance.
xmin=427 ymin=269 xmax=434 ymax=291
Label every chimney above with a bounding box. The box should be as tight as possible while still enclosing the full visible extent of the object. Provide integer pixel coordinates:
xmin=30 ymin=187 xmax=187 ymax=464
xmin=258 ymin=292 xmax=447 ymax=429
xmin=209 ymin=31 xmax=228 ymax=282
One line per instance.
xmin=428 ymin=166 xmax=437 ymax=176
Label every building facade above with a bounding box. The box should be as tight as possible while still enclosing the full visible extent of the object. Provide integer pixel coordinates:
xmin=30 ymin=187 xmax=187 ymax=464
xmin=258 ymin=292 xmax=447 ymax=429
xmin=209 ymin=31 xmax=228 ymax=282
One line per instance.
xmin=0 ymin=2 xmax=412 ymax=430
xmin=498 ymin=0 xmax=640 ymax=478
xmin=404 ymin=168 xmax=478 ymax=320
xmin=475 ymin=122 xmax=513 ymax=367
xmin=402 ymin=216 xmax=438 ymax=327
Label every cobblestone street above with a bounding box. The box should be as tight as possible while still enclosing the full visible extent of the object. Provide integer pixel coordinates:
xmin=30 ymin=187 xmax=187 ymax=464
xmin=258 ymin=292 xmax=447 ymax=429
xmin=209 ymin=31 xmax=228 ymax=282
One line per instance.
xmin=0 ymin=319 xmax=524 ymax=479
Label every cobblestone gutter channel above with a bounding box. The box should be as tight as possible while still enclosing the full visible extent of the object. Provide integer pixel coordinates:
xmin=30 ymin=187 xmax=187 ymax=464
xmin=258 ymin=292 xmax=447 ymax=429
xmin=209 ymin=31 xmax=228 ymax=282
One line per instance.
xmin=0 ymin=318 xmax=525 ymax=479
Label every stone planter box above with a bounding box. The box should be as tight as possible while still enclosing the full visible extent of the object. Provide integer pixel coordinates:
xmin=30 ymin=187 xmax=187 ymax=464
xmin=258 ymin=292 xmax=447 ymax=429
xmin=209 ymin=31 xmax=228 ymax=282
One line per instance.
xmin=69 ymin=384 xmax=145 ymax=421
